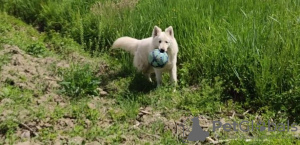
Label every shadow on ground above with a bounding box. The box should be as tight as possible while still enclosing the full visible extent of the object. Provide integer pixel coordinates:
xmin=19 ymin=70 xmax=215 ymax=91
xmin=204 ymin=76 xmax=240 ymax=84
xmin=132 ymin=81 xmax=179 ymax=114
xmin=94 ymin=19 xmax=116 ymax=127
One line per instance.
xmin=99 ymin=65 xmax=156 ymax=95
xmin=128 ymin=73 xmax=156 ymax=93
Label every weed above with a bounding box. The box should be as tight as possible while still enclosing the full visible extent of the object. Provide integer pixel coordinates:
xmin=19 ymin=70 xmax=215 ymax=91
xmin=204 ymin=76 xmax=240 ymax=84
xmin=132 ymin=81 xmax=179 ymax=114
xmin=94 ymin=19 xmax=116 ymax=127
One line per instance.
xmin=26 ymin=42 xmax=47 ymax=57
xmin=59 ymin=64 xmax=101 ymax=98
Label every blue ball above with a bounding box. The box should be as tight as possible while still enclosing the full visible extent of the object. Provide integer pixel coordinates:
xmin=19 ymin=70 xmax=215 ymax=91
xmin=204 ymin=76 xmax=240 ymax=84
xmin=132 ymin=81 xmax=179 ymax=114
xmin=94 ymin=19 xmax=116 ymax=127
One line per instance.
xmin=148 ymin=49 xmax=168 ymax=68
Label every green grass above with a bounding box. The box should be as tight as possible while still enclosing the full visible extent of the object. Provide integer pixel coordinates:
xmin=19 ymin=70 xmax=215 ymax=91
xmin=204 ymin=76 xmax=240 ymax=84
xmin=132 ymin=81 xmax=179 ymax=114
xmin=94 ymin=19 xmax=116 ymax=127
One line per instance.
xmin=0 ymin=86 xmax=35 ymax=143
xmin=58 ymin=64 xmax=101 ymax=98
xmin=1 ymin=0 xmax=300 ymax=120
xmin=0 ymin=0 xmax=300 ymax=144
xmin=0 ymin=52 xmax=11 ymax=70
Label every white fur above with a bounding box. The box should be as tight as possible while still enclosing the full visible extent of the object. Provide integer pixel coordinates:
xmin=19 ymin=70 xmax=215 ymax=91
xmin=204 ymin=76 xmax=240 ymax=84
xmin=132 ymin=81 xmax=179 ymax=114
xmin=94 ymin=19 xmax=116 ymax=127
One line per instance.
xmin=112 ymin=26 xmax=178 ymax=88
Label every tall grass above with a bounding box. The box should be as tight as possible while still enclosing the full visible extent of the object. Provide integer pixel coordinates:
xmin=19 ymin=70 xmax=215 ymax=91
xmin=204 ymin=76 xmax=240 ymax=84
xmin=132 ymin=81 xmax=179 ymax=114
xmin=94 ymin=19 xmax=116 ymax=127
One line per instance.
xmin=1 ymin=0 xmax=300 ymax=120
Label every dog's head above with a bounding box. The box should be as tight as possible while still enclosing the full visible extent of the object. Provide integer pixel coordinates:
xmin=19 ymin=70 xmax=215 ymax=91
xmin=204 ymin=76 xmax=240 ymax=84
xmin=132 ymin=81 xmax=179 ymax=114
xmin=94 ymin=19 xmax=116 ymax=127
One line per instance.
xmin=152 ymin=26 xmax=174 ymax=53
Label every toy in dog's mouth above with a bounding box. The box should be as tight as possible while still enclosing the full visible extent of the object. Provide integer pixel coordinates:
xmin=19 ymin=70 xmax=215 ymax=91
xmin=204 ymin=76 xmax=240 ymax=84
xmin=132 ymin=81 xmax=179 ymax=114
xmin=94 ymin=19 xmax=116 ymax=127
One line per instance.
xmin=148 ymin=49 xmax=169 ymax=68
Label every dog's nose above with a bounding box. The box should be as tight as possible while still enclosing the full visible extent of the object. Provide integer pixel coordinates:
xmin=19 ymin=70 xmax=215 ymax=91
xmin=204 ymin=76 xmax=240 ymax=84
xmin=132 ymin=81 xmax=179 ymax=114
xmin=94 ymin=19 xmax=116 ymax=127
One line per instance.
xmin=159 ymin=49 xmax=165 ymax=53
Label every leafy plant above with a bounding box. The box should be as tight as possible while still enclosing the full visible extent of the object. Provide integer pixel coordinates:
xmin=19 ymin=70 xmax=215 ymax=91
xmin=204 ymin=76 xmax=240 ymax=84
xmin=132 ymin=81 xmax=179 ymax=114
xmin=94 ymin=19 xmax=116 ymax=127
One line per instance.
xmin=26 ymin=42 xmax=47 ymax=57
xmin=59 ymin=64 xmax=101 ymax=98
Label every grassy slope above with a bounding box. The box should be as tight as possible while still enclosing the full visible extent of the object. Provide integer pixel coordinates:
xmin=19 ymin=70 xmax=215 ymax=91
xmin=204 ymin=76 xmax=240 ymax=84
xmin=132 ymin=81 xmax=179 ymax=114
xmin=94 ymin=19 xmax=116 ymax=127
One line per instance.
xmin=0 ymin=12 xmax=299 ymax=145
xmin=0 ymin=0 xmax=300 ymax=144
xmin=1 ymin=0 xmax=300 ymax=118
xmin=0 ymin=12 xmax=185 ymax=144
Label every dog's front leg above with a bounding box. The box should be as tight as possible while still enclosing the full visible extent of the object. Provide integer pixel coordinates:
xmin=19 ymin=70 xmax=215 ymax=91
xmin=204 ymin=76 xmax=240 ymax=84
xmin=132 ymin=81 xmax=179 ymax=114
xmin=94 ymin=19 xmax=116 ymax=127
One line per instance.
xmin=170 ymin=65 xmax=177 ymax=85
xmin=155 ymin=69 xmax=162 ymax=87
xmin=170 ymin=65 xmax=177 ymax=92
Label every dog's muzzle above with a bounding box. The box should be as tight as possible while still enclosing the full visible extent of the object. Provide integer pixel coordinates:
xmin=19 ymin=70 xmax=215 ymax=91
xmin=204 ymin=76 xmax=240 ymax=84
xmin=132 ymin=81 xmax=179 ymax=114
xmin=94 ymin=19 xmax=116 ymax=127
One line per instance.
xmin=159 ymin=49 xmax=165 ymax=53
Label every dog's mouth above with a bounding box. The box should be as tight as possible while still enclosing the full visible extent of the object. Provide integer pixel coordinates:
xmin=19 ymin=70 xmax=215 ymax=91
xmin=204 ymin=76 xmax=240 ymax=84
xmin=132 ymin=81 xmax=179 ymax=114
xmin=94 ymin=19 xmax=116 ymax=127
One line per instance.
xmin=159 ymin=49 xmax=165 ymax=53
xmin=155 ymin=48 xmax=166 ymax=53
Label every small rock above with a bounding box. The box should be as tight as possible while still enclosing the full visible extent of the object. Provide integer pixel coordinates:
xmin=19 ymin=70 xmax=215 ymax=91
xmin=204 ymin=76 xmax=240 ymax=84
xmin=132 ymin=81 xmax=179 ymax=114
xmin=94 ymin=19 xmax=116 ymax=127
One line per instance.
xmin=85 ymin=119 xmax=91 ymax=127
xmin=64 ymin=118 xmax=74 ymax=128
xmin=97 ymin=88 xmax=108 ymax=96
xmin=100 ymin=91 xmax=108 ymax=96
xmin=21 ymin=131 xmax=31 ymax=138
xmin=36 ymin=126 xmax=42 ymax=130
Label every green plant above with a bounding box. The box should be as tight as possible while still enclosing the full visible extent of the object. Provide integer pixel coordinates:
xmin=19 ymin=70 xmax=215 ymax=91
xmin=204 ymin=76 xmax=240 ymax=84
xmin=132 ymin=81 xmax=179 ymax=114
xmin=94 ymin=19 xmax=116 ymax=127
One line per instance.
xmin=59 ymin=64 xmax=101 ymax=98
xmin=26 ymin=42 xmax=47 ymax=57
xmin=179 ymin=77 xmax=224 ymax=115
xmin=0 ymin=53 xmax=11 ymax=70
xmin=0 ymin=119 xmax=19 ymax=143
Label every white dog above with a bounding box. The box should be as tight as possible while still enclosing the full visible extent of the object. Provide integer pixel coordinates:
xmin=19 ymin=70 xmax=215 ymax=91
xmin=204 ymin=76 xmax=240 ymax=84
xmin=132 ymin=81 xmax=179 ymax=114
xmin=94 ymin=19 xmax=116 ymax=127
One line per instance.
xmin=111 ymin=26 xmax=178 ymax=88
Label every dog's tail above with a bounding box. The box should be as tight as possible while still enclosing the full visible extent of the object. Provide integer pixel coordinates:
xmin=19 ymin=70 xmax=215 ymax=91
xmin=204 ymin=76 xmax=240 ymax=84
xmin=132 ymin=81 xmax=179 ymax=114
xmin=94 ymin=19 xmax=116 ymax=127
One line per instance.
xmin=111 ymin=37 xmax=139 ymax=55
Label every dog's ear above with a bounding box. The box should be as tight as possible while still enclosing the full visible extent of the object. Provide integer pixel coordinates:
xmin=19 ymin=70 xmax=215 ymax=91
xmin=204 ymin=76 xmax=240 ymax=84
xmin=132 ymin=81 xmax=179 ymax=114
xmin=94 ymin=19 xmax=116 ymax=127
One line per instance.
xmin=165 ymin=26 xmax=174 ymax=38
xmin=152 ymin=26 xmax=162 ymax=37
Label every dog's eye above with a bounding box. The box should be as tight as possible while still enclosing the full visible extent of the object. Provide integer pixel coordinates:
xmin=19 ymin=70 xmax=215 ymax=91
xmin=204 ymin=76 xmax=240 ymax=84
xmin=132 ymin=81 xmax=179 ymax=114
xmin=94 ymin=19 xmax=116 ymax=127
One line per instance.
xmin=165 ymin=41 xmax=168 ymax=43
xmin=159 ymin=41 xmax=162 ymax=43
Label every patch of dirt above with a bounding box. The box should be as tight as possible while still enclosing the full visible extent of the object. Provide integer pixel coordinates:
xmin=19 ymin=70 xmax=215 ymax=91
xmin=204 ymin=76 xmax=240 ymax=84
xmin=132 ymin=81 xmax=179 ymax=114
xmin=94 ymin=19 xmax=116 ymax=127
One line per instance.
xmin=0 ymin=44 xmax=69 ymax=92
xmin=134 ymin=107 xmax=178 ymax=135
xmin=0 ymin=42 xmax=120 ymax=145
xmin=0 ymin=44 xmax=70 ymax=143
